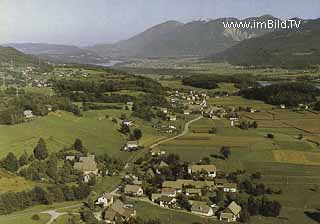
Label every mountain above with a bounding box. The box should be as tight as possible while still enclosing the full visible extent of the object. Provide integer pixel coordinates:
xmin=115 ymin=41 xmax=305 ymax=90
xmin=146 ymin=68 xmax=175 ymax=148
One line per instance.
xmin=87 ymin=16 xmax=276 ymax=58
xmin=3 ymin=43 xmax=109 ymax=64
xmin=210 ymin=18 xmax=320 ymax=68
xmin=0 ymin=46 xmax=38 ymax=65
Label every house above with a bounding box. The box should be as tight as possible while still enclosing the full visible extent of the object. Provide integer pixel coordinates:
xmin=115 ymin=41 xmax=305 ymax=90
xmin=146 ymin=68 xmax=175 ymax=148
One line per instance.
xmin=161 ymin=188 xmax=176 ymax=197
xmin=167 ymin=115 xmax=177 ymax=121
xmin=223 ymin=183 xmax=237 ymax=193
xmin=151 ymin=149 xmax=166 ymax=156
xmin=160 ymin=108 xmax=168 ymax=114
xmin=122 ymin=120 xmax=133 ymax=126
xmin=65 ymin=156 xmax=75 ymax=161
xmin=219 ymin=201 xmax=242 ymax=222
xmin=162 ymin=180 xmax=216 ymax=193
xmin=23 ymin=110 xmax=34 ymax=118
xmin=188 ymin=165 xmax=217 ymax=178
xmin=186 ymin=188 xmax=202 ymax=197
xmin=183 ymin=110 xmax=191 ymax=115
xmin=124 ymin=185 xmax=143 ymax=197
xmin=124 ymin=141 xmax=139 ymax=151
xmin=73 ymin=155 xmax=98 ymax=182
xmin=132 ymin=180 xmax=142 ymax=186
xmin=280 ymin=104 xmax=286 ymax=109
xmin=104 ymin=199 xmax=136 ymax=224
xmin=191 ymin=202 xmax=214 ymax=217
xmin=158 ymin=196 xmax=177 ymax=208
xmin=96 ymin=193 xmax=114 ymax=207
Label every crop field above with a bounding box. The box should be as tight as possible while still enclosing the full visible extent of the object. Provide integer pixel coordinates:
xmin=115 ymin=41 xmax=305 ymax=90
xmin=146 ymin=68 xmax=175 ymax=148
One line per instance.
xmin=273 ymin=150 xmax=320 ymax=165
xmin=281 ymin=119 xmax=320 ymax=134
xmin=208 ymin=96 xmax=274 ymax=110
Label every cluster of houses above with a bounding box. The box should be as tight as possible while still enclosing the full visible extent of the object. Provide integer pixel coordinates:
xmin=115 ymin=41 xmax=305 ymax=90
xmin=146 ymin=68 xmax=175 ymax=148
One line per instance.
xmin=120 ymin=164 xmax=241 ymax=222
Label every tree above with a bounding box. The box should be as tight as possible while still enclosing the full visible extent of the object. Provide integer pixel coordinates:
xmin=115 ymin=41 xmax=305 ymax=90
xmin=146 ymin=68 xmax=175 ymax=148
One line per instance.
xmin=133 ymin=128 xmax=142 ymax=142
xmin=220 ymin=146 xmax=231 ymax=159
xmin=74 ymin=138 xmax=86 ymax=153
xmin=216 ymin=189 xmax=224 ymax=206
xmin=267 ymin=133 xmax=274 ymax=139
xmin=2 ymin=152 xmax=19 ymax=172
xmin=33 ymin=138 xmax=49 ymax=160
xmin=18 ymin=151 xmax=29 ymax=167
xmin=208 ymin=127 xmax=217 ymax=134
xmin=177 ymin=193 xmax=191 ymax=211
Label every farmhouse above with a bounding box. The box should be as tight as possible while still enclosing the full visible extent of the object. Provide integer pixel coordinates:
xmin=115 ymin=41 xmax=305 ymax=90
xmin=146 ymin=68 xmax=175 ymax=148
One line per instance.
xmin=219 ymin=201 xmax=241 ymax=222
xmin=161 ymin=188 xmax=176 ymax=197
xmin=158 ymin=196 xmax=177 ymax=208
xmin=223 ymin=183 xmax=238 ymax=193
xmin=23 ymin=110 xmax=34 ymax=118
xmin=167 ymin=115 xmax=177 ymax=121
xmin=124 ymin=141 xmax=139 ymax=151
xmin=191 ymin=202 xmax=214 ymax=217
xmin=95 ymin=193 xmax=114 ymax=207
xmin=73 ymin=155 xmax=98 ymax=182
xmin=188 ymin=165 xmax=217 ymax=178
xmin=186 ymin=188 xmax=202 ymax=197
xmin=104 ymin=199 xmax=136 ymax=224
xmin=124 ymin=185 xmax=144 ymax=197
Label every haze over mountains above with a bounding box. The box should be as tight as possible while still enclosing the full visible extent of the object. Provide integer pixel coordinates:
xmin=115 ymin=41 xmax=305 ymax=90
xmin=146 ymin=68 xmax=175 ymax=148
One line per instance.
xmin=86 ymin=15 xmax=278 ymax=58
xmin=1 ymin=15 xmax=320 ymax=68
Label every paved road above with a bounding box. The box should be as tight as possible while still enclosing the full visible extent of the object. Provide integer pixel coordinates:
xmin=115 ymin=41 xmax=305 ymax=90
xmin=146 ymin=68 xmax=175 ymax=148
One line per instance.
xmin=150 ymin=115 xmax=203 ymax=149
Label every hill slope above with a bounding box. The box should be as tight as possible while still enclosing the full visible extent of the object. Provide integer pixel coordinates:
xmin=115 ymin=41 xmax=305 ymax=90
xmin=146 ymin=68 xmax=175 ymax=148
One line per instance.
xmin=3 ymin=43 xmax=108 ymax=64
xmin=211 ymin=19 xmax=320 ymax=68
xmin=0 ymin=46 xmax=38 ymax=65
xmin=87 ymin=16 xmax=276 ymax=58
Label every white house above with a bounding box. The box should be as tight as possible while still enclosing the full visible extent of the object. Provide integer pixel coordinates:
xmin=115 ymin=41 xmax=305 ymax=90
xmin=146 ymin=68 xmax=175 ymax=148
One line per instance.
xmin=95 ymin=193 xmax=114 ymax=207
xmin=124 ymin=141 xmax=139 ymax=151
xmin=158 ymin=196 xmax=176 ymax=208
xmin=223 ymin=183 xmax=238 ymax=193
xmin=188 ymin=165 xmax=217 ymax=178
xmin=24 ymin=110 xmax=34 ymax=118
xmin=167 ymin=115 xmax=177 ymax=121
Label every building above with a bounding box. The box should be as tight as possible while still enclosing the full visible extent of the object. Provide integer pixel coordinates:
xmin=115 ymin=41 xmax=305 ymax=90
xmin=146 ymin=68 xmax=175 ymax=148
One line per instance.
xmin=191 ymin=202 xmax=214 ymax=217
xmin=96 ymin=193 xmax=114 ymax=207
xmin=104 ymin=199 xmax=136 ymax=224
xmin=151 ymin=193 xmax=162 ymax=202
xmin=124 ymin=141 xmax=139 ymax=151
xmin=183 ymin=110 xmax=191 ymax=115
xmin=124 ymin=185 xmax=144 ymax=197
xmin=161 ymin=188 xmax=176 ymax=197
xmin=162 ymin=179 xmax=216 ymax=192
xmin=185 ymin=188 xmax=202 ymax=197
xmin=219 ymin=201 xmax=242 ymax=222
xmin=188 ymin=165 xmax=217 ymax=178
xmin=73 ymin=155 xmax=98 ymax=182
xmin=167 ymin=115 xmax=177 ymax=121
xmin=223 ymin=183 xmax=237 ymax=193
xmin=158 ymin=196 xmax=177 ymax=208
xmin=160 ymin=108 xmax=168 ymax=114
xmin=23 ymin=110 xmax=34 ymax=118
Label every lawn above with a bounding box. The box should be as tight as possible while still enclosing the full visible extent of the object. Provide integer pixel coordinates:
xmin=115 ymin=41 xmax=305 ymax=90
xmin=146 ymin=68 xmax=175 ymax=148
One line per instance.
xmin=0 ymin=213 xmax=50 ymax=224
xmin=0 ymin=110 xmax=126 ymax=158
xmin=131 ymin=201 xmax=218 ymax=224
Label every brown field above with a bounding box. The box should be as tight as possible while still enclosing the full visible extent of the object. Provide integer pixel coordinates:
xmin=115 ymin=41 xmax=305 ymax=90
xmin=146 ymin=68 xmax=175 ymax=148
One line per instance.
xmin=273 ymin=150 xmax=320 ymax=165
xmin=0 ymin=169 xmax=36 ymax=193
xmin=256 ymin=120 xmax=290 ymax=128
xmin=282 ymin=119 xmax=320 ymax=134
xmin=241 ymin=111 xmax=274 ymax=120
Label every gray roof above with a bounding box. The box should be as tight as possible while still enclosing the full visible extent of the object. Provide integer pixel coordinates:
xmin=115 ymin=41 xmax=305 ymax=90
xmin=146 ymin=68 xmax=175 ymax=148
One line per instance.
xmin=191 ymin=202 xmax=212 ymax=214
xmin=226 ymin=201 xmax=241 ymax=216
xmin=124 ymin=185 xmax=142 ymax=194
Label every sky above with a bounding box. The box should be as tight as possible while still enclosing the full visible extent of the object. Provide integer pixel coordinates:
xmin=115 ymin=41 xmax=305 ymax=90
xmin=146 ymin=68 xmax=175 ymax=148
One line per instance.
xmin=1 ymin=0 xmax=320 ymax=46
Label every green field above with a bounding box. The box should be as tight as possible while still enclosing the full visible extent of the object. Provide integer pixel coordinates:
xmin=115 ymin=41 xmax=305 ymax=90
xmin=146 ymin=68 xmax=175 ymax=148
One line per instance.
xmin=0 ymin=109 xmax=166 ymax=159
xmin=0 ymin=213 xmax=50 ymax=224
